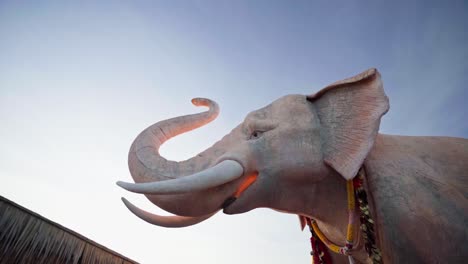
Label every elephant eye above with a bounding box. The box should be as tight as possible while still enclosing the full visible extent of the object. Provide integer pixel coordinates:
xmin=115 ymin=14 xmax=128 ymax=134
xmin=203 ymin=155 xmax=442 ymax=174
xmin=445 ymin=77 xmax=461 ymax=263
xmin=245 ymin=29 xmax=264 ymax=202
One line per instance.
xmin=249 ymin=130 xmax=264 ymax=140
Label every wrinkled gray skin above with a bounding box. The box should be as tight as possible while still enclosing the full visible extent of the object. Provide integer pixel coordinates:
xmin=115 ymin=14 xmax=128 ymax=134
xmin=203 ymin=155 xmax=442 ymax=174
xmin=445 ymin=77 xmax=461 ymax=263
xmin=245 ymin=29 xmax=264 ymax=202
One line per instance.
xmin=119 ymin=69 xmax=468 ymax=263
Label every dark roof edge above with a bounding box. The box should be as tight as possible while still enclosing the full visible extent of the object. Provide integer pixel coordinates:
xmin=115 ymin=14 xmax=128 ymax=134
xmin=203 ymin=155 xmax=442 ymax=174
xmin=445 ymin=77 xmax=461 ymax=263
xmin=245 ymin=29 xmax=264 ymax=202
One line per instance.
xmin=0 ymin=195 xmax=138 ymax=263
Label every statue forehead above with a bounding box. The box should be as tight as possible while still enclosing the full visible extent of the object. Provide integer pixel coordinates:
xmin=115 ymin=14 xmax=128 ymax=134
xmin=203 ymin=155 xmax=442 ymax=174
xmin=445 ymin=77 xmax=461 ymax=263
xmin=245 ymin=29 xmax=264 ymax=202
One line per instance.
xmin=246 ymin=95 xmax=310 ymax=120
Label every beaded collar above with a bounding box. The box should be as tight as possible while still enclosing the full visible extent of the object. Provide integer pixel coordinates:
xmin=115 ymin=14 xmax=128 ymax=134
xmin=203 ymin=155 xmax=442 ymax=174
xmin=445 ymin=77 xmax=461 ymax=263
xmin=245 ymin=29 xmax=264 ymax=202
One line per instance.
xmin=305 ymin=167 xmax=382 ymax=264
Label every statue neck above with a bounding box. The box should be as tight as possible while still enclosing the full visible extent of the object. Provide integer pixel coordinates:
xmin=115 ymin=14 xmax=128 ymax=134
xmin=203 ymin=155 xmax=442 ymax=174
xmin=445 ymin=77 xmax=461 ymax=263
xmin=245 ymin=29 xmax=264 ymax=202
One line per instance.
xmin=303 ymin=169 xmax=370 ymax=263
xmin=306 ymin=169 xmax=348 ymax=242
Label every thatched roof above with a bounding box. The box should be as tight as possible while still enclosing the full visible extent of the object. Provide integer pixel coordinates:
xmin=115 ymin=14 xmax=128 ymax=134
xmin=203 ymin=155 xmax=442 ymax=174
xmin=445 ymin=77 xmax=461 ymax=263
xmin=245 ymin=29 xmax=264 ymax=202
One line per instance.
xmin=0 ymin=196 xmax=138 ymax=264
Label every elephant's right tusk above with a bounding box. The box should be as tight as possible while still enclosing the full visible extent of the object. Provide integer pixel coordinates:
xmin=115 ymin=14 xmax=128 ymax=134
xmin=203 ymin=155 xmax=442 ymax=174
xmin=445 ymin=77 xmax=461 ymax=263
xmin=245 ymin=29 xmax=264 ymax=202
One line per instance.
xmin=117 ymin=160 xmax=244 ymax=195
xmin=121 ymin=197 xmax=217 ymax=228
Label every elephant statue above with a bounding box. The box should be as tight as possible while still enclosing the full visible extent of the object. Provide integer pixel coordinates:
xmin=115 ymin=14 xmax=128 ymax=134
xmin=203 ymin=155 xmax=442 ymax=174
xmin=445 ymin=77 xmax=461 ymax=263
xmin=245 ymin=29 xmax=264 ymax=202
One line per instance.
xmin=117 ymin=68 xmax=468 ymax=263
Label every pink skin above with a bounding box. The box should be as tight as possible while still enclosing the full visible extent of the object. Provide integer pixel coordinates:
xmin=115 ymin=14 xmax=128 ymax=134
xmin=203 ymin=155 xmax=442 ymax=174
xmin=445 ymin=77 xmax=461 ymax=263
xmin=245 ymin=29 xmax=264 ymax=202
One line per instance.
xmin=120 ymin=68 xmax=468 ymax=263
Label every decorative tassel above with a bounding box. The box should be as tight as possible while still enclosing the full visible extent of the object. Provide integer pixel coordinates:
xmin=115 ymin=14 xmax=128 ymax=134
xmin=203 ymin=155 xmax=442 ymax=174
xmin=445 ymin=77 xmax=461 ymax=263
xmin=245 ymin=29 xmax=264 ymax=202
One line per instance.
xmin=355 ymin=168 xmax=383 ymax=264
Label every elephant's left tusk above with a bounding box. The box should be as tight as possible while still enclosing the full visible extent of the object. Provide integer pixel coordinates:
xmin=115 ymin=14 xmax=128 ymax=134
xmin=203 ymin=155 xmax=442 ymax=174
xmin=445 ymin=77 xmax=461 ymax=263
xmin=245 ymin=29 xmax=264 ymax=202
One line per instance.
xmin=121 ymin=197 xmax=217 ymax=228
xmin=117 ymin=160 xmax=244 ymax=195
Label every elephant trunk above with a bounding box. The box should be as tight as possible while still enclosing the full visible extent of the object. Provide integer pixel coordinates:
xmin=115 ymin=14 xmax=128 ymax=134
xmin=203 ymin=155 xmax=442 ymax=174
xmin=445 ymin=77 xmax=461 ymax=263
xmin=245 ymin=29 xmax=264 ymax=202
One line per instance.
xmin=128 ymin=98 xmax=220 ymax=182
xmin=123 ymin=98 xmax=245 ymax=221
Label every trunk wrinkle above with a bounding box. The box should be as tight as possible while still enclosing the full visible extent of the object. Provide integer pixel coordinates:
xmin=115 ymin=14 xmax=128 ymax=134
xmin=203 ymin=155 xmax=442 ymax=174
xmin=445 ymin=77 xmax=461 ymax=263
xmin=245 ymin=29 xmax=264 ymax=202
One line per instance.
xmin=156 ymin=126 xmax=168 ymax=143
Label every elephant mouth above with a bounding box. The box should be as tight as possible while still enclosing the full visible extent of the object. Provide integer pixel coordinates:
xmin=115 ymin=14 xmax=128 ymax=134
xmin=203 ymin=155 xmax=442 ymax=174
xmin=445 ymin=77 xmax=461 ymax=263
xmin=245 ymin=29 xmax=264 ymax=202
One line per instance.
xmin=222 ymin=172 xmax=258 ymax=213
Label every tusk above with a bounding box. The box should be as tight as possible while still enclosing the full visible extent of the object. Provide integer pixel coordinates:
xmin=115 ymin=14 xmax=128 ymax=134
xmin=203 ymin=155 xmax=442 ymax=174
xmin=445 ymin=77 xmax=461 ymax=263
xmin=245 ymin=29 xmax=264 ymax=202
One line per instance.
xmin=117 ymin=160 xmax=243 ymax=195
xmin=121 ymin=197 xmax=217 ymax=228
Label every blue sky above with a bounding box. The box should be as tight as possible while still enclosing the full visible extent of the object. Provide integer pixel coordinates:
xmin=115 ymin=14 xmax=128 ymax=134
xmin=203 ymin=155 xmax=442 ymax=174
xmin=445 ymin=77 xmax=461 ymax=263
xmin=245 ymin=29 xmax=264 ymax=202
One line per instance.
xmin=1 ymin=1 xmax=467 ymax=263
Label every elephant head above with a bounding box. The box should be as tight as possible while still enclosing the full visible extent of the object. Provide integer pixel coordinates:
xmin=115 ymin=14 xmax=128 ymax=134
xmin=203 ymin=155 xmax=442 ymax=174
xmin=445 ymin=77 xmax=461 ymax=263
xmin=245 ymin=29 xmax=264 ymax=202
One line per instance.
xmin=117 ymin=68 xmax=389 ymax=228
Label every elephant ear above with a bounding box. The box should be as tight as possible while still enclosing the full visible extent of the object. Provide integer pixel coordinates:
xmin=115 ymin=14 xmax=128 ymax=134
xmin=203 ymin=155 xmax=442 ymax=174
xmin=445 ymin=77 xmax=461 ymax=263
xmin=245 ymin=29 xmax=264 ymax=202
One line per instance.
xmin=307 ymin=68 xmax=389 ymax=180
